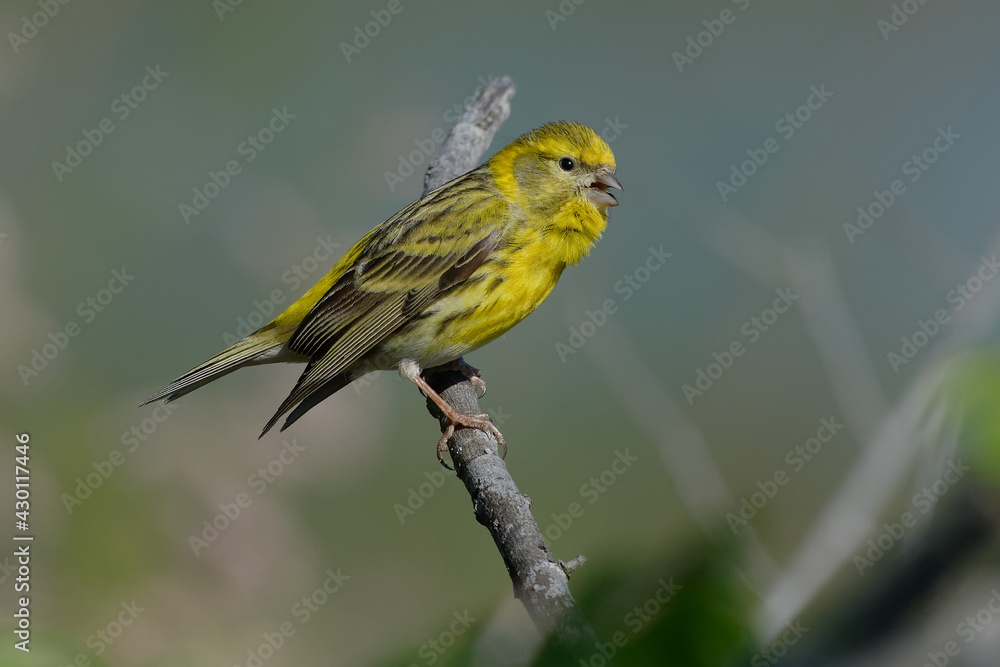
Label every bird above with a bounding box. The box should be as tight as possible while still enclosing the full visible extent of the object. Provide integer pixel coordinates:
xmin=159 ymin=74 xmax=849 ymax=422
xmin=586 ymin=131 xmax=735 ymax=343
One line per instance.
xmin=141 ymin=121 xmax=621 ymax=464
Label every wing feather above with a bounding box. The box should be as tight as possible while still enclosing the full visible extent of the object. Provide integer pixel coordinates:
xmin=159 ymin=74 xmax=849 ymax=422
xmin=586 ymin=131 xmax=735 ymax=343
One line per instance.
xmin=260 ymin=170 xmax=508 ymax=434
xmin=260 ymin=290 xmax=427 ymax=436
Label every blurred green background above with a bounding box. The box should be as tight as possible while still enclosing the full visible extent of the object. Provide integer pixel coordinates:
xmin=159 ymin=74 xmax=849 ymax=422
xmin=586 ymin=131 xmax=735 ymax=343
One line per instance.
xmin=2 ymin=1 xmax=1000 ymax=665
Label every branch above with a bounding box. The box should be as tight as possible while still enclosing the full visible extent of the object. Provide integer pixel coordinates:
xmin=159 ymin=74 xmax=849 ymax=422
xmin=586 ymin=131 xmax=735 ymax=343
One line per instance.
xmin=420 ymin=76 xmax=600 ymax=652
xmin=423 ymin=76 xmax=516 ymax=192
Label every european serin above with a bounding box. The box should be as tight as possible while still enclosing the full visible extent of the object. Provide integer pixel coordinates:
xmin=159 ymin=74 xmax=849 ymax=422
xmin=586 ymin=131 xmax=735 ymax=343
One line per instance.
xmin=142 ymin=121 xmax=621 ymax=462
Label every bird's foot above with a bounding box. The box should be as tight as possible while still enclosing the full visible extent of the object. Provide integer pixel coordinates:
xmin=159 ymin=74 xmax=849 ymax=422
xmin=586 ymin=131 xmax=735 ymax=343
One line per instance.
xmin=434 ymin=408 xmax=507 ymax=469
xmin=400 ymin=358 xmax=505 ymax=469
xmin=436 ymin=358 xmax=487 ymax=398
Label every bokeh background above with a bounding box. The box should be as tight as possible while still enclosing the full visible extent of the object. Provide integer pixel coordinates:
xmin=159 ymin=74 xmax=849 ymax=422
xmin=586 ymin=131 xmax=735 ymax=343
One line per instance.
xmin=2 ymin=1 xmax=1000 ymax=665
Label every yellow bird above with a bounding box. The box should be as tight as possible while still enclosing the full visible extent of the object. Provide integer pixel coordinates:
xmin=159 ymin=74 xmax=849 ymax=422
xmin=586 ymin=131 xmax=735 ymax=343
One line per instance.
xmin=141 ymin=121 xmax=621 ymax=462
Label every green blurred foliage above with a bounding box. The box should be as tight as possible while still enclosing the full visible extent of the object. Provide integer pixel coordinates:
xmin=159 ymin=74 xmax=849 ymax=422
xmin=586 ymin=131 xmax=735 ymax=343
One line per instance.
xmin=951 ymin=349 xmax=1000 ymax=482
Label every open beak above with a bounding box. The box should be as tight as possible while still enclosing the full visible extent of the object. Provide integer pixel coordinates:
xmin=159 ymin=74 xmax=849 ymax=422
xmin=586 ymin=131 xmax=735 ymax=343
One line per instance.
xmin=585 ymin=170 xmax=623 ymax=209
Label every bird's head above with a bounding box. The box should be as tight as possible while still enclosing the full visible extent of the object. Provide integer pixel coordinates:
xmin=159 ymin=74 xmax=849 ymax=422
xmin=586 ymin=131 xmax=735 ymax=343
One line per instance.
xmin=489 ymin=121 xmax=622 ymax=216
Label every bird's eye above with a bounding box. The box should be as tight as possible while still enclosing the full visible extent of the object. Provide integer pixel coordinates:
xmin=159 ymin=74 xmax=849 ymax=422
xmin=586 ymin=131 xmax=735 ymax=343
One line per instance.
xmin=558 ymin=157 xmax=575 ymax=171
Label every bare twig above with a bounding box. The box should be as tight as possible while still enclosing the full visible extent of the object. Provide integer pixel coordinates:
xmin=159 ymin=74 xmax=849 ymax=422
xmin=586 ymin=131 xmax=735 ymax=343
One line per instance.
xmin=419 ymin=76 xmax=600 ymax=651
xmin=423 ymin=76 xmax=516 ymax=192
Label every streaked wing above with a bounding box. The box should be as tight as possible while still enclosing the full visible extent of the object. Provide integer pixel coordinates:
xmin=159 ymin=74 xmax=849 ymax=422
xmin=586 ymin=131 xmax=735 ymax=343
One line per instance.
xmin=260 ymin=169 xmax=508 ymax=435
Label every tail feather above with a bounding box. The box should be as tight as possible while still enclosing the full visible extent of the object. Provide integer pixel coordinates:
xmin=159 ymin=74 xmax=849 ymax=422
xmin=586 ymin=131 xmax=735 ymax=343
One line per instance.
xmin=140 ymin=335 xmax=291 ymax=406
xmin=258 ymin=371 xmax=354 ymax=438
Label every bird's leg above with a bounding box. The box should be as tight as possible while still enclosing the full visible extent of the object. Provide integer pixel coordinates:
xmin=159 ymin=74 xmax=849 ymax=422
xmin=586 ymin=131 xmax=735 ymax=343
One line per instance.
xmin=399 ymin=359 xmax=506 ymax=468
xmin=434 ymin=357 xmax=487 ymax=398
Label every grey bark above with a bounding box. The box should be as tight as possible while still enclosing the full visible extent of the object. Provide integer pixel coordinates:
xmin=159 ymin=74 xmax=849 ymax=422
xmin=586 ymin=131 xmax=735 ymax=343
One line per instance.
xmin=423 ymin=76 xmax=517 ymax=192
xmin=420 ymin=77 xmax=600 ymax=653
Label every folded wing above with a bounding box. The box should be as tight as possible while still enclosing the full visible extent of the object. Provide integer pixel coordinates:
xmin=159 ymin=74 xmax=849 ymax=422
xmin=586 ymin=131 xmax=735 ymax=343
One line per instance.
xmin=260 ymin=172 xmax=507 ymax=435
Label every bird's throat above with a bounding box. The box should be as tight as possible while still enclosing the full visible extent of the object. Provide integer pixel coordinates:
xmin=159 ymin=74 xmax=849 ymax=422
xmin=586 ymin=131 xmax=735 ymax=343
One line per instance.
xmin=548 ymin=198 xmax=608 ymax=266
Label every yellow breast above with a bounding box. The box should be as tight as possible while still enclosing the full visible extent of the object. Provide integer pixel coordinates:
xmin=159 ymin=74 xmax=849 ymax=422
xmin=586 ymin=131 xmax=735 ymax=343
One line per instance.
xmin=374 ymin=227 xmax=561 ymax=367
xmin=378 ymin=190 xmax=608 ymax=369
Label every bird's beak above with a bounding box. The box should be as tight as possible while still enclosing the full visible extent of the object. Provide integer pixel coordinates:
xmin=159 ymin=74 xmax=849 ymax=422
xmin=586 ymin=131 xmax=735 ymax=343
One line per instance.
xmin=585 ymin=170 xmax=623 ymax=209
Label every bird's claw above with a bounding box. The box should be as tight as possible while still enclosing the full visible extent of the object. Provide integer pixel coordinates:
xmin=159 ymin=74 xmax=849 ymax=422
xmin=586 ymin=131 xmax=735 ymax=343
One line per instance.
xmin=452 ymin=358 xmax=487 ymax=398
xmin=436 ymin=411 xmax=507 ymax=469
xmin=436 ymin=426 xmax=456 ymax=470
xmin=469 ymin=376 xmax=487 ymax=399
